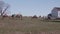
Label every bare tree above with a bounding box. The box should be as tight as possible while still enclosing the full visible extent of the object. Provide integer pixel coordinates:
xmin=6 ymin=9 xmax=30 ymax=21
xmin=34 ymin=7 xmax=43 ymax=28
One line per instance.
xmin=0 ymin=1 xmax=10 ymax=16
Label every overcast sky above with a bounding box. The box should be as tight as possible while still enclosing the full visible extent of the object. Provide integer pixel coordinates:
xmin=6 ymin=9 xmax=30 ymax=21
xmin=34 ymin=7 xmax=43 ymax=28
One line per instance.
xmin=2 ymin=0 xmax=60 ymax=16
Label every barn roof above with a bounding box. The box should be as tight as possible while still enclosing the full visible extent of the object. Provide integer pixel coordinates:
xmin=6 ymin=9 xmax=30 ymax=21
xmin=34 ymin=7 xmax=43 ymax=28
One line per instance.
xmin=54 ymin=7 xmax=60 ymax=11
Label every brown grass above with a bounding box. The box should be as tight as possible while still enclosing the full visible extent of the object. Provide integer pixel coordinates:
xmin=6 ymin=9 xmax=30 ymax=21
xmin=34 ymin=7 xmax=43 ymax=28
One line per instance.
xmin=0 ymin=17 xmax=60 ymax=34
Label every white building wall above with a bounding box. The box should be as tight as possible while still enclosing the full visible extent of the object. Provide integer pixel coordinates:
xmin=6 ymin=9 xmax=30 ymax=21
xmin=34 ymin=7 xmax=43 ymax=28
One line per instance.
xmin=58 ymin=11 xmax=60 ymax=18
xmin=51 ymin=9 xmax=58 ymax=18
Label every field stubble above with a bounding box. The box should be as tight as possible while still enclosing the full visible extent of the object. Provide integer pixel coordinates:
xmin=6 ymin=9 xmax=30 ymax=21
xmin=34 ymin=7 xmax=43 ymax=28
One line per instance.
xmin=0 ymin=17 xmax=60 ymax=34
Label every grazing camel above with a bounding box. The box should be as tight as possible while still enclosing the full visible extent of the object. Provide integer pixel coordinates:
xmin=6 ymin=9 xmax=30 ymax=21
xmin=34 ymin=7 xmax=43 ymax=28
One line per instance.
xmin=11 ymin=14 xmax=22 ymax=20
xmin=11 ymin=14 xmax=15 ymax=18
xmin=16 ymin=14 xmax=22 ymax=20
xmin=32 ymin=15 xmax=38 ymax=19
xmin=2 ymin=14 xmax=8 ymax=19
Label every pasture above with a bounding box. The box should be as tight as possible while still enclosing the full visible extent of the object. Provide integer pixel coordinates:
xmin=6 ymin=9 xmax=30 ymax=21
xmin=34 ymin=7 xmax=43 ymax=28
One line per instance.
xmin=0 ymin=17 xmax=60 ymax=34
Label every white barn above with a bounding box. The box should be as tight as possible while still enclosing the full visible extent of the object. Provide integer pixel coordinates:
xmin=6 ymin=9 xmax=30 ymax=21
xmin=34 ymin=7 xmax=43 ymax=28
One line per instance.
xmin=51 ymin=7 xmax=60 ymax=19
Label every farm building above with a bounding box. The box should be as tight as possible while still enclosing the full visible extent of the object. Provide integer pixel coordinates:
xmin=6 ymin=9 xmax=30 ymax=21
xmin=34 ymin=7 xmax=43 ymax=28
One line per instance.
xmin=51 ymin=7 xmax=60 ymax=19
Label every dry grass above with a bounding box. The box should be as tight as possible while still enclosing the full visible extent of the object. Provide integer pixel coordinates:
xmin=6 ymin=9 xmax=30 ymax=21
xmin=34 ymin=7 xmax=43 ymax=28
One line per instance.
xmin=0 ymin=17 xmax=60 ymax=34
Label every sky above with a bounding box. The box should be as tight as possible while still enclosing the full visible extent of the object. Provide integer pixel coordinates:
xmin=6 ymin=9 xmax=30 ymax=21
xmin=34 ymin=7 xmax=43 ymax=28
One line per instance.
xmin=2 ymin=0 xmax=60 ymax=16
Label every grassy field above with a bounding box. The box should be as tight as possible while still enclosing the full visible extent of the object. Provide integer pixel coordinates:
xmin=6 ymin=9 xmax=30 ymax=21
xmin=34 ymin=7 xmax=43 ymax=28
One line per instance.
xmin=0 ymin=17 xmax=60 ymax=34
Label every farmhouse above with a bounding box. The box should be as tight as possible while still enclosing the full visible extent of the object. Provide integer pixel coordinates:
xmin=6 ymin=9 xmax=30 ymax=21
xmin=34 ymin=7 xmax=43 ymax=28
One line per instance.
xmin=51 ymin=7 xmax=60 ymax=19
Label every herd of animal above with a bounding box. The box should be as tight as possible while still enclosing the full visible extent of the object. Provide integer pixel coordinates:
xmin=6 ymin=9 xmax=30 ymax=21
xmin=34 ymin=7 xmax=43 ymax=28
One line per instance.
xmin=0 ymin=14 xmax=40 ymax=20
xmin=0 ymin=13 xmax=54 ymax=21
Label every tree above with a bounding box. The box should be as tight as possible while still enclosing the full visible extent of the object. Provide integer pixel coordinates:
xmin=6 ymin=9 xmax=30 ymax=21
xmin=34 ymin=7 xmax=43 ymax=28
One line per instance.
xmin=0 ymin=1 xmax=10 ymax=16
